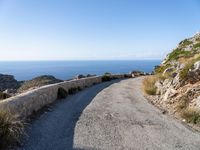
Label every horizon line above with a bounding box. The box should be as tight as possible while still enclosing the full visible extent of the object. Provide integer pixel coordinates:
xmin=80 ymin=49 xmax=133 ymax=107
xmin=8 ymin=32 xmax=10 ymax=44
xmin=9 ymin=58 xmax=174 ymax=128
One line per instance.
xmin=0 ymin=59 xmax=162 ymax=62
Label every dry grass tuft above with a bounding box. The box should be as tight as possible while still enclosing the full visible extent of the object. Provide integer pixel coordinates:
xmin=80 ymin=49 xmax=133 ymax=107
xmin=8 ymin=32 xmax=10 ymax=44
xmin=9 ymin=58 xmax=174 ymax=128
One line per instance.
xmin=180 ymin=108 xmax=200 ymax=124
xmin=0 ymin=110 xmax=24 ymax=149
xmin=176 ymin=96 xmax=188 ymax=111
xmin=143 ymin=76 xmax=158 ymax=95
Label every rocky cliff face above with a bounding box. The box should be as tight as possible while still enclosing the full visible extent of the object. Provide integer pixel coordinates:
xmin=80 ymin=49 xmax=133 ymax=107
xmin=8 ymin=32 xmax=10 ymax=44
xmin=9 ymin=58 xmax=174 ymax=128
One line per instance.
xmin=152 ymin=32 xmax=200 ymax=116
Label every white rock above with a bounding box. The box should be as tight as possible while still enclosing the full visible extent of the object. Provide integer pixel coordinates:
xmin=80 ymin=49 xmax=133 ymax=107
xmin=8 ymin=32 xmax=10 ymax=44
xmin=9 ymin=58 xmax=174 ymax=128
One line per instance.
xmin=163 ymin=88 xmax=177 ymax=101
xmin=163 ymin=67 xmax=174 ymax=76
xmin=194 ymin=61 xmax=200 ymax=71
xmin=182 ymin=119 xmax=186 ymax=122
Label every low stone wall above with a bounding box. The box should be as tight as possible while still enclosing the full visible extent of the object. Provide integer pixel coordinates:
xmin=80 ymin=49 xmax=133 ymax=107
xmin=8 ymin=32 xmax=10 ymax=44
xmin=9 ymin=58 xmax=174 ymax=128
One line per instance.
xmin=0 ymin=74 xmax=127 ymax=119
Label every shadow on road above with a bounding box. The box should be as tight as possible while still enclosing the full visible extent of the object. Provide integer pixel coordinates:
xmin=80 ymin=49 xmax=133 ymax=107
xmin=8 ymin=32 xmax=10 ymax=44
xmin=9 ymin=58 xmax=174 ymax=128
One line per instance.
xmin=64 ymin=79 xmax=123 ymax=150
xmin=19 ymin=79 xmax=123 ymax=150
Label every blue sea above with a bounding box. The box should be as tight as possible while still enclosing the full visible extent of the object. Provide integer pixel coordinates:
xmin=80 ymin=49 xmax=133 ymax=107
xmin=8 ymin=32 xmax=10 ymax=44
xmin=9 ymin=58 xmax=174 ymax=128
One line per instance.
xmin=0 ymin=60 xmax=160 ymax=81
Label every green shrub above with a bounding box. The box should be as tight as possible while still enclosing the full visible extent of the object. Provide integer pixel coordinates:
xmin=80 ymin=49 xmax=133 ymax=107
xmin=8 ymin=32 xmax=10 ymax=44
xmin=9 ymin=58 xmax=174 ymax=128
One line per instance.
xmin=68 ymin=87 xmax=78 ymax=95
xmin=77 ymin=86 xmax=82 ymax=91
xmin=179 ymin=39 xmax=193 ymax=47
xmin=102 ymin=75 xmax=112 ymax=82
xmin=179 ymin=62 xmax=193 ymax=80
xmin=0 ymin=92 xmax=11 ymax=100
xmin=143 ymin=76 xmax=157 ymax=95
xmin=176 ymin=96 xmax=188 ymax=110
xmin=157 ymin=73 xmax=170 ymax=80
xmin=181 ymin=108 xmax=200 ymax=124
xmin=154 ymin=64 xmax=171 ymax=74
xmin=0 ymin=110 xmax=24 ymax=149
xmin=57 ymin=87 xmax=68 ymax=99
xmin=179 ymin=56 xmax=200 ymax=80
xmin=196 ymin=37 xmax=200 ymax=42
xmin=167 ymin=49 xmax=192 ymax=62
xmin=194 ymin=43 xmax=200 ymax=49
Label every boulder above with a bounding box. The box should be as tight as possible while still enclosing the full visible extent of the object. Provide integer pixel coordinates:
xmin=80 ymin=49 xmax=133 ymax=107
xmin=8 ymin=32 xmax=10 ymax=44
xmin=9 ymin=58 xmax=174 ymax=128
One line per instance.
xmin=157 ymin=79 xmax=176 ymax=96
xmin=155 ymin=81 xmax=163 ymax=95
xmin=178 ymin=63 xmax=185 ymax=70
xmin=172 ymin=73 xmax=181 ymax=89
xmin=163 ymin=88 xmax=178 ymax=101
xmin=193 ymin=61 xmax=200 ymax=71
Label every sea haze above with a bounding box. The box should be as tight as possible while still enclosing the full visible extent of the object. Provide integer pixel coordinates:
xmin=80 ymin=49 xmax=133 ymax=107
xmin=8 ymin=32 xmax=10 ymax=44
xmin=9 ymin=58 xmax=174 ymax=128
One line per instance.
xmin=0 ymin=60 xmax=160 ymax=81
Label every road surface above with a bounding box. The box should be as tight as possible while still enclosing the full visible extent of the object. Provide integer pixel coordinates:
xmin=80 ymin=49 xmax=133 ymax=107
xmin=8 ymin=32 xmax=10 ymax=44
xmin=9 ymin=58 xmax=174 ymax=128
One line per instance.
xmin=19 ymin=77 xmax=200 ymax=150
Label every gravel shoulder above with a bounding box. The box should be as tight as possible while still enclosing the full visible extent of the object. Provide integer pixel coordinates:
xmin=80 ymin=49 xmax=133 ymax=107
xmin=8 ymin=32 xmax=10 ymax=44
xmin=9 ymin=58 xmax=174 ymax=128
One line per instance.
xmin=19 ymin=77 xmax=200 ymax=150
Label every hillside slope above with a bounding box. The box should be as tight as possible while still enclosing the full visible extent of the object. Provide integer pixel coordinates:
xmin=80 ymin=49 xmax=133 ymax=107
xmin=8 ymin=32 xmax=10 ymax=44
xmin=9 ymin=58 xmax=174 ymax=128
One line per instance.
xmin=146 ymin=32 xmax=200 ymax=126
xmin=18 ymin=75 xmax=62 ymax=93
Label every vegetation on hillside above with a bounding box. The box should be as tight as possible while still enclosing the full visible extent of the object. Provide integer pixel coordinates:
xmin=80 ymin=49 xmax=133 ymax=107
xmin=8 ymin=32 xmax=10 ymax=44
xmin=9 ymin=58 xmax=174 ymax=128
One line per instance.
xmin=194 ymin=42 xmax=200 ymax=49
xmin=179 ymin=56 xmax=200 ymax=80
xmin=181 ymin=108 xmax=200 ymax=124
xmin=179 ymin=39 xmax=193 ymax=47
xmin=143 ymin=33 xmax=200 ymax=127
xmin=166 ymin=48 xmax=193 ymax=62
xmin=154 ymin=64 xmax=171 ymax=74
xmin=176 ymin=96 xmax=200 ymax=125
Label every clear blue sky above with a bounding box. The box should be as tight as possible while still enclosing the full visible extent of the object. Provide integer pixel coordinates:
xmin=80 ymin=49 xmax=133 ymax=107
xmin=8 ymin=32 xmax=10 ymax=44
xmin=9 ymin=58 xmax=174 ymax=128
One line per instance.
xmin=0 ymin=0 xmax=200 ymax=60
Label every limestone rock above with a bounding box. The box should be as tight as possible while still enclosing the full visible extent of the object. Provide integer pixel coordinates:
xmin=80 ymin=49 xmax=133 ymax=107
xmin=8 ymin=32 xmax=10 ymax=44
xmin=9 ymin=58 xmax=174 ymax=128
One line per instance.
xmin=194 ymin=61 xmax=200 ymax=71
xmin=163 ymin=88 xmax=178 ymax=102
xmin=149 ymin=32 xmax=200 ymax=118
xmin=163 ymin=67 xmax=174 ymax=76
xmin=155 ymin=81 xmax=163 ymax=95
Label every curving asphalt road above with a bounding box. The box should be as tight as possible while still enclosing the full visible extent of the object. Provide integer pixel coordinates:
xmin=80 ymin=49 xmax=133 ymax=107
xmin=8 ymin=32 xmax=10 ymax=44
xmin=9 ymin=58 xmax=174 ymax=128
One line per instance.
xmin=19 ymin=77 xmax=200 ymax=150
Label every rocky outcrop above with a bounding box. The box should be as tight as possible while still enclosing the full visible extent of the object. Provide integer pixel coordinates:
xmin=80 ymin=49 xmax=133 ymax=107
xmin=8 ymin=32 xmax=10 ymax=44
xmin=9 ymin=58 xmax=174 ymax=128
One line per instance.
xmin=18 ymin=75 xmax=63 ymax=93
xmin=151 ymin=32 xmax=200 ymax=114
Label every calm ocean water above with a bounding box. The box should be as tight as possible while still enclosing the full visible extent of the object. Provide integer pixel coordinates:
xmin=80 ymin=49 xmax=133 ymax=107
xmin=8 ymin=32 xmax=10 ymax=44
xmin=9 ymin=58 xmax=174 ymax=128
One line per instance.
xmin=0 ymin=60 xmax=160 ymax=81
